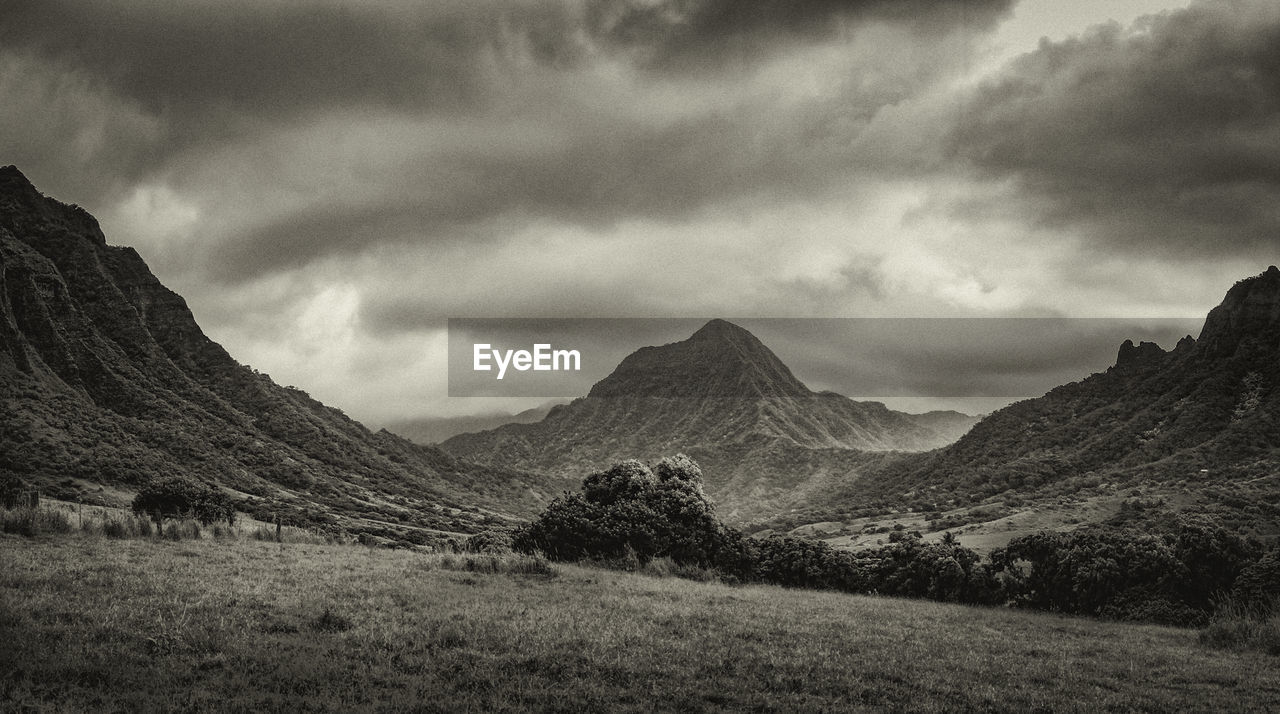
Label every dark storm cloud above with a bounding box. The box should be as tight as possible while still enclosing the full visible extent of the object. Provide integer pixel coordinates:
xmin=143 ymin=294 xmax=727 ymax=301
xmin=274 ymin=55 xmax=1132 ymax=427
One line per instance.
xmin=2 ymin=0 xmax=1012 ymax=280
xmin=0 ymin=0 xmax=580 ymax=120
xmin=210 ymin=105 xmax=878 ymax=280
xmin=588 ymin=0 xmax=1014 ymax=69
xmin=952 ymin=1 xmax=1280 ymax=257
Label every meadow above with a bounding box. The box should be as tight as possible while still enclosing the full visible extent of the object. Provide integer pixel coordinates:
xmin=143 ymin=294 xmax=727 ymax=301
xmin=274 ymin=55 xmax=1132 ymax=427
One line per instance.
xmin=2 ymin=529 xmax=1278 ymax=712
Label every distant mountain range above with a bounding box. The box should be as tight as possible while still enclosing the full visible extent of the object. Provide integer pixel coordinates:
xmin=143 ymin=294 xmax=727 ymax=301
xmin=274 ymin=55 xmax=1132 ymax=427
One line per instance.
xmin=0 ymin=166 xmax=569 ymax=545
xmin=440 ymin=318 xmax=978 ymax=520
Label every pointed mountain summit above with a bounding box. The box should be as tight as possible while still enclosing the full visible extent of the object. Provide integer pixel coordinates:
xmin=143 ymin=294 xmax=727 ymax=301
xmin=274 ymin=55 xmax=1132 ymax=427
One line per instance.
xmin=441 ymin=320 xmax=978 ymax=520
xmin=588 ymin=319 xmax=810 ymax=399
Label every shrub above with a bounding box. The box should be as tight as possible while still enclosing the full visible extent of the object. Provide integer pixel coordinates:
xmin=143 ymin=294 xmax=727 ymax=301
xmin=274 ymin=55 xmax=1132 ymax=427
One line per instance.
xmin=750 ymin=535 xmax=864 ymax=592
xmin=1 ymin=506 xmax=72 ymax=536
xmin=464 ymin=528 xmax=514 ymax=554
xmin=131 ymin=477 xmax=236 ymax=526
xmin=1231 ymin=550 xmax=1280 ymax=614
xmin=100 ymin=512 xmax=153 ymax=539
xmin=1200 ymin=596 xmax=1280 ymax=655
xmin=0 ymin=472 xmax=28 ymax=508
xmin=161 ymin=519 xmax=202 ymax=541
xmin=990 ymin=520 xmax=1264 ymax=625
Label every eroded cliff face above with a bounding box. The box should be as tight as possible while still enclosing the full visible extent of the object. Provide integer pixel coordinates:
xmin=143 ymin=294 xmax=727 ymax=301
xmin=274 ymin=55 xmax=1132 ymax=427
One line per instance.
xmin=1197 ymin=265 xmax=1280 ymax=358
xmin=0 ymin=166 xmax=560 ymax=544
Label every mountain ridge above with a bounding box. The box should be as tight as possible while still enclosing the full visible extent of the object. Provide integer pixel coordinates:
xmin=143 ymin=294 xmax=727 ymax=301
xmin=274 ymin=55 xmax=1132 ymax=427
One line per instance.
xmin=770 ymin=266 xmax=1280 ymax=539
xmin=0 ymin=166 xmax=566 ymax=545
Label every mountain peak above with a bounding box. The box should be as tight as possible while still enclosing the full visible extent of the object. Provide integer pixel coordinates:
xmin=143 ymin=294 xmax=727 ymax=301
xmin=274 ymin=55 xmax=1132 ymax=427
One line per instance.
xmin=0 ymin=165 xmax=106 ymax=247
xmin=690 ymin=318 xmax=752 ymax=340
xmin=1196 ymin=266 xmax=1280 ymax=357
xmin=0 ymin=165 xmax=38 ymax=198
xmin=586 ymin=320 xmax=811 ymax=399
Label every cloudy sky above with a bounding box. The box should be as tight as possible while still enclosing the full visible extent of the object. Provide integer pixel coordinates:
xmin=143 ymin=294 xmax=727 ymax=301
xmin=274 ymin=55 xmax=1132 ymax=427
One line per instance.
xmin=3 ymin=0 xmax=1277 ymax=426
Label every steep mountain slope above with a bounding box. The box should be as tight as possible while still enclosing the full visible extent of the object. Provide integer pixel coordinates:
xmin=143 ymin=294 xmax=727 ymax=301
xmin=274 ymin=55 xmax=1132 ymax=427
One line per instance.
xmin=441 ymin=319 xmax=977 ymax=520
xmin=778 ymin=268 xmax=1280 ymax=537
xmin=0 ymin=166 xmax=564 ymax=544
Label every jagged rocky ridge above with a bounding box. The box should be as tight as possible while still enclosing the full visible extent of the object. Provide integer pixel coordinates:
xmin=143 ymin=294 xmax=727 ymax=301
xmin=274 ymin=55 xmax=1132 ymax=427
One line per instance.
xmin=441 ymin=319 xmax=977 ymax=520
xmin=783 ymin=267 xmax=1280 ymax=530
xmin=0 ymin=166 xmax=565 ymax=544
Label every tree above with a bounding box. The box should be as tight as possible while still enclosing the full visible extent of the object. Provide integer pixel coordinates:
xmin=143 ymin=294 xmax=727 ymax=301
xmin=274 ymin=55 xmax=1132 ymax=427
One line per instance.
xmin=514 ymin=455 xmax=738 ymax=571
xmin=131 ymin=476 xmax=236 ymax=526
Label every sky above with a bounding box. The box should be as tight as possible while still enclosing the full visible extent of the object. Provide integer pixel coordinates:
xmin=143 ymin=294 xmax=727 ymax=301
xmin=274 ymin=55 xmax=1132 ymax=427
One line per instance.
xmin=2 ymin=0 xmax=1277 ymax=426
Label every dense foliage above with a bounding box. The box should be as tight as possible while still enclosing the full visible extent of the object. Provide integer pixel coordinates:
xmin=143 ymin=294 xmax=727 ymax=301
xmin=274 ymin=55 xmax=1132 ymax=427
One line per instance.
xmin=989 ymin=520 xmax=1264 ymax=626
xmin=517 ymin=455 xmax=1272 ymax=627
xmin=514 ymin=456 xmax=748 ymax=574
xmin=131 ymin=476 xmax=237 ymax=525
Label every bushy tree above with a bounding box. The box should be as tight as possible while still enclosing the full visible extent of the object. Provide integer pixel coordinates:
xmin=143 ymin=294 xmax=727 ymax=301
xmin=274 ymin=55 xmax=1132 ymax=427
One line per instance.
xmin=991 ymin=528 xmax=1182 ymax=616
xmin=855 ymin=537 xmax=999 ymax=604
xmin=514 ymin=455 xmax=739 ymax=570
xmin=131 ymin=476 xmax=236 ymax=526
xmin=990 ymin=520 xmax=1263 ymax=625
xmin=1232 ymin=549 xmax=1280 ymax=613
xmin=750 ymin=535 xmax=866 ymax=592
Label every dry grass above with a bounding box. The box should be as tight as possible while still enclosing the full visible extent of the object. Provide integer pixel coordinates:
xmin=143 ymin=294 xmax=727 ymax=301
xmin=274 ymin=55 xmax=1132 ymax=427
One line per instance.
xmin=2 ymin=535 xmax=1278 ymax=712
xmin=1 ymin=501 xmax=343 ymax=544
xmin=1200 ymin=597 xmax=1280 ymax=656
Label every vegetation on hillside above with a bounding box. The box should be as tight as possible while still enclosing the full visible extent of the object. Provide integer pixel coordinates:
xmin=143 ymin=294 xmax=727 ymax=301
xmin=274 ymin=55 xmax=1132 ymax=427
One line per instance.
xmin=517 ymin=455 xmax=1276 ymax=628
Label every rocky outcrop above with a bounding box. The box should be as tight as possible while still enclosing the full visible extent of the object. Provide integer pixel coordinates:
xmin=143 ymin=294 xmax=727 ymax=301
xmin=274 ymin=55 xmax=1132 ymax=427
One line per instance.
xmin=1115 ymin=339 xmax=1168 ymax=368
xmin=1197 ymin=265 xmax=1280 ymax=358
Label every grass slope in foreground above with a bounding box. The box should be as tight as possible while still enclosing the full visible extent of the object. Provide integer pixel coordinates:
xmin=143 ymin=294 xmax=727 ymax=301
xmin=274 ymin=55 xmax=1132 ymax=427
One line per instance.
xmin=2 ymin=536 xmax=1278 ymax=713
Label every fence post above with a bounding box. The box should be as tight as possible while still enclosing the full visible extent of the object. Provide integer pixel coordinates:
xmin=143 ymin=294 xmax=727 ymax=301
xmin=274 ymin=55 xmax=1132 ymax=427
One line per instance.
xmin=275 ymin=513 xmax=282 ymax=543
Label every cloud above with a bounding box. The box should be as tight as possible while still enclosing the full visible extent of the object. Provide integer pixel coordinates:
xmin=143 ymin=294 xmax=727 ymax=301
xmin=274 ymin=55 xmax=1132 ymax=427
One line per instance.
xmin=587 ymin=0 xmax=1014 ymax=70
xmin=951 ymin=0 xmax=1280 ymax=258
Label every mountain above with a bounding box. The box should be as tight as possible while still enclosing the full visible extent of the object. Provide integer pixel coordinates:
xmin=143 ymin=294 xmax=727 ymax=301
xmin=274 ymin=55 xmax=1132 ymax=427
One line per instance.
xmin=440 ymin=319 xmax=978 ymax=520
xmin=385 ymin=402 xmax=562 ymax=446
xmin=775 ymin=267 xmax=1280 ymax=539
xmin=0 ymin=166 xmax=566 ymax=545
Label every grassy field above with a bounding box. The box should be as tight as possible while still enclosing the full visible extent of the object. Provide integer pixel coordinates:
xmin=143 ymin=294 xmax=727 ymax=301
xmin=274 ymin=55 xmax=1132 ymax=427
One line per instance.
xmin=2 ymin=534 xmax=1277 ymax=713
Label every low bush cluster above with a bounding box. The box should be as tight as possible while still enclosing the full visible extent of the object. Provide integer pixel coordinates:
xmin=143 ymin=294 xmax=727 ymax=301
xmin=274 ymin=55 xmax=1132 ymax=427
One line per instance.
xmin=989 ymin=519 xmax=1264 ymax=626
xmin=515 ymin=455 xmax=1274 ymax=627
xmin=0 ymin=505 xmax=73 ymax=536
xmin=131 ymin=476 xmax=237 ymax=526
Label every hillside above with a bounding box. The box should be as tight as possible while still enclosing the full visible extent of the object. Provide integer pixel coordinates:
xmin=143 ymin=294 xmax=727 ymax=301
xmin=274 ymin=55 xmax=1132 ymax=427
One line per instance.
xmin=0 ymin=166 xmax=566 ymax=544
xmin=773 ymin=268 xmax=1280 ymax=543
xmin=4 ymin=534 xmax=1276 ymax=712
xmin=441 ymin=319 xmax=977 ymax=520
